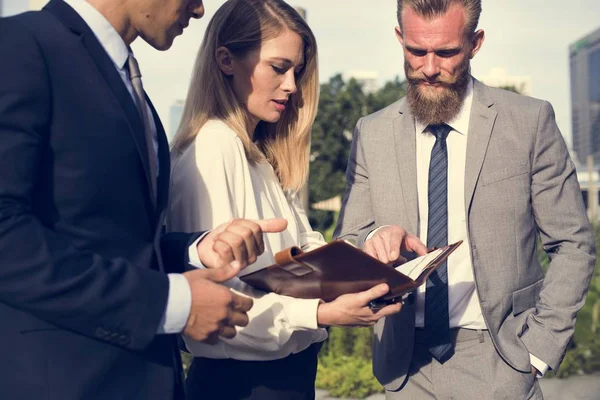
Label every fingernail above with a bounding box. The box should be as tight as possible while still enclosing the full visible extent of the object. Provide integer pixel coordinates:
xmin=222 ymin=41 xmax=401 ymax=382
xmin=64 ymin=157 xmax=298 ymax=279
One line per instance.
xmin=230 ymin=261 xmax=241 ymax=270
xmin=390 ymin=251 xmax=397 ymax=259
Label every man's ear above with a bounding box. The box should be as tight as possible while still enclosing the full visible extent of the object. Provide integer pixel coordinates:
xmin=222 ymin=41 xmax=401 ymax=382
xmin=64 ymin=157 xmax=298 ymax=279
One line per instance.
xmin=469 ymin=29 xmax=485 ymax=59
xmin=395 ymin=26 xmax=405 ymax=47
xmin=216 ymin=46 xmax=235 ymax=76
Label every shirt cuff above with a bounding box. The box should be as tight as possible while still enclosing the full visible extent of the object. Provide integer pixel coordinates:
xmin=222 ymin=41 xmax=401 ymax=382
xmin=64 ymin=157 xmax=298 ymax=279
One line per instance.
xmin=188 ymin=231 xmax=211 ymax=269
xmin=285 ymin=298 xmax=321 ymax=330
xmin=366 ymin=225 xmax=390 ymax=242
xmin=530 ymin=353 xmax=549 ymax=378
xmin=156 ymin=273 xmax=192 ymax=334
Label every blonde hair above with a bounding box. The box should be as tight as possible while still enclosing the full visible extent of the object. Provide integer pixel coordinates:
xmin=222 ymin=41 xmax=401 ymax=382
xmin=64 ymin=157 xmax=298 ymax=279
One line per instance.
xmin=171 ymin=0 xmax=319 ymax=191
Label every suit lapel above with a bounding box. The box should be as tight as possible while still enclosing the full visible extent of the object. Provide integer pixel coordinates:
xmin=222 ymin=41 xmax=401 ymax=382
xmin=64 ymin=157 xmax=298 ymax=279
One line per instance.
xmin=393 ymin=100 xmax=419 ymax=234
xmin=464 ymin=80 xmax=497 ymax=214
xmin=45 ymin=0 xmax=156 ymax=210
xmin=148 ymin=98 xmax=170 ymax=215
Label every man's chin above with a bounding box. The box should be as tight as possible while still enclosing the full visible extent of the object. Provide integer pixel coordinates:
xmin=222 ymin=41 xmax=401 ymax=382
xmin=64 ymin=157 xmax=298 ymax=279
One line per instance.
xmin=416 ymin=84 xmax=448 ymax=99
xmin=153 ymin=41 xmax=175 ymax=51
xmin=143 ymin=36 xmax=175 ymax=52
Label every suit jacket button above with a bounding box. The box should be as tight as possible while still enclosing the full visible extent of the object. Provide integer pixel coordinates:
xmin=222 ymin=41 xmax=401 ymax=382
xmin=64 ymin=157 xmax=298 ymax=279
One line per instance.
xmin=95 ymin=327 xmax=108 ymax=338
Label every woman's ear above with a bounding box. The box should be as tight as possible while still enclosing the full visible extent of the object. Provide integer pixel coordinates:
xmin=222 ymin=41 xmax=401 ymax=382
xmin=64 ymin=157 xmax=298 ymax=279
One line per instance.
xmin=216 ymin=46 xmax=235 ymax=76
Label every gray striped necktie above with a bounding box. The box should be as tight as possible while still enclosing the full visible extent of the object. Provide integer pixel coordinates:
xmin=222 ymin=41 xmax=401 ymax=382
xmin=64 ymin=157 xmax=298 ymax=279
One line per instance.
xmin=127 ymin=53 xmax=157 ymax=206
xmin=424 ymin=123 xmax=453 ymax=363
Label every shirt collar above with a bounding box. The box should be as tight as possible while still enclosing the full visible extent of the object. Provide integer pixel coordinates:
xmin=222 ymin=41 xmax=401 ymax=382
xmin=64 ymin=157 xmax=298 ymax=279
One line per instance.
xmin=415 ymin=77 xmax=474 ymax=137
xmin=62 ymin=0 xmax=130 ymax=70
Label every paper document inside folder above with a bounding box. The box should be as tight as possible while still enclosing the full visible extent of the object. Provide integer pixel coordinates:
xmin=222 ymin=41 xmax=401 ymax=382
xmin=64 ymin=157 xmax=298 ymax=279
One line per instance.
xmin=394 ymin=247 xmax=445 ymax=281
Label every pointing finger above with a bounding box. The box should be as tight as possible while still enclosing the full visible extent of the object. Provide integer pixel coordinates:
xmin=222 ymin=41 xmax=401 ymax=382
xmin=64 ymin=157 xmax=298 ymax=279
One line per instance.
xmin=253 ymin=218 xmax=288 ymax=233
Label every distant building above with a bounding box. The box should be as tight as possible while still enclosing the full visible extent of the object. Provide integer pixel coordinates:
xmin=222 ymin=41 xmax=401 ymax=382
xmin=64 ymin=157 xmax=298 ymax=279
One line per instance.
xmin=169 ymin=100 xmax=185 ymax=143
xmin=343 ymin=70 xmax=380 ymax=94
xmin=479 ymin=67 xmax=532 ymax=96
xmin=575 ymin=159 xmax=600 ymax=222
xmin=570 ymin=27 xmax=600 ymax=166
xmin=312 ymin=195 xmax=342 ymax=212
xmin=294 ymin=6 xmax=306 ymax=20
xmin=29 ymin=0 xmax=47 ymax=10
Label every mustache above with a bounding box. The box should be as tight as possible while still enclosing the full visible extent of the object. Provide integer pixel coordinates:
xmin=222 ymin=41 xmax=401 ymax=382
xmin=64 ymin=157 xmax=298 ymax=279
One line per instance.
xmin=405 ymin=70 xmax=459 ymax=87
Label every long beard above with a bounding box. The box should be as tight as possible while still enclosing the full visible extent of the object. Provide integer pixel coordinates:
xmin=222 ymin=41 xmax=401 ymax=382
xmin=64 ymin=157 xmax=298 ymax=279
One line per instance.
xmin=405 ymin=58 xmax=471 ymax=126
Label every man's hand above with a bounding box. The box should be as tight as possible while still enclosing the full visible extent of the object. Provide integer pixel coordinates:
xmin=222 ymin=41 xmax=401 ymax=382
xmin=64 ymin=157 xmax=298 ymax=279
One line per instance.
xmin=364 ymin=225 xmax=428 ymax=264
xmin=182 ymin=263 xmax=253 ymax=344
xmin=197 ymin=218 xmax=288 ymax=269
xmin=316 ymin=283 xmax=402 ymax=327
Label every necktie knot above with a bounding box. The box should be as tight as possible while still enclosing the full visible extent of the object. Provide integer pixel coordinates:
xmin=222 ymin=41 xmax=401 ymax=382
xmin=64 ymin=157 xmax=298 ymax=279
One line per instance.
xmin=127 ymin=54 xmax=142 ymax=80
xmin=429 ymin=124 xmax=452 ymax=141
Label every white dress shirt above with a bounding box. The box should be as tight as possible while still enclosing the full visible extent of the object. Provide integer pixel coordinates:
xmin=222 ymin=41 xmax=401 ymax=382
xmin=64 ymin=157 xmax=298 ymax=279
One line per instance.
xmin=167 ymin=119 xmax=328 ymax=361
xmin=414 ymin=79 xmax=481 ymax=330
xmin=370 ymin=78 xmax=547 ymax=375
xmin=63 ymin=0 xmax=192 ymax=334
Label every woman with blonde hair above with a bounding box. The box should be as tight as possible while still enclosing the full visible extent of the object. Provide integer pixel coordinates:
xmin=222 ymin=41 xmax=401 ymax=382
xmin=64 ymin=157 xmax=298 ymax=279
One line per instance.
xmin=167 ymin=0 xmax=406 ymax=398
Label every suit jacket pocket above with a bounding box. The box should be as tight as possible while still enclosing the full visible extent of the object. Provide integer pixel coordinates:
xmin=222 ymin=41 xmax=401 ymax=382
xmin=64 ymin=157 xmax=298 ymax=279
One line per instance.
xmin=512 ymin=278 xmax=544 ymax=316
xmin=481 ymin=162 xmax=529 ymax=186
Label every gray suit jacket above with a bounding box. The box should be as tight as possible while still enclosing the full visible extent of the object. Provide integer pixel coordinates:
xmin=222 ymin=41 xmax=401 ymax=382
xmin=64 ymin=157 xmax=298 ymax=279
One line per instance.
xmin=334 ymin=79 xmax=596 ymax=391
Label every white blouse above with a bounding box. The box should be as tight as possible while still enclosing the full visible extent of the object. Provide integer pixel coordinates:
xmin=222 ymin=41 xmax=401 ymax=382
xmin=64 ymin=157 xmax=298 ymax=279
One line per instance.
xmin=167 ymin=119 xmax=328 ymax=361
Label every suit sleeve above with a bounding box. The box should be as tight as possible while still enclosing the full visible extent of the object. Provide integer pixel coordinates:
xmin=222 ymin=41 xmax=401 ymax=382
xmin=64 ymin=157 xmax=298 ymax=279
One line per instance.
xmin=0 ymin=18 xmax=169 ymax=351
xmin=333 ymin=118 xmax=378 ymax=246
xmin=520 ymin=101 xmax=596 ymax=371
xmin=160 ymin=231 xmax=203 ymax=273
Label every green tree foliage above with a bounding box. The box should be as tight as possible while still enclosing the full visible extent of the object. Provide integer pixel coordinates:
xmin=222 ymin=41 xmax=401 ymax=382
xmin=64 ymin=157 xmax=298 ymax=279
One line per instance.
xmin=316 ymin=326 xmax=382 ymax=398
xmin=311 ymin=75 xmax=406 ymax=397
xmin=552 ymin=224 xmax=600 ymax=377
xmin=308 ymin=75 xmax=406 ymax=231
xmin=499 ymin=83 xmax=526 ymax=94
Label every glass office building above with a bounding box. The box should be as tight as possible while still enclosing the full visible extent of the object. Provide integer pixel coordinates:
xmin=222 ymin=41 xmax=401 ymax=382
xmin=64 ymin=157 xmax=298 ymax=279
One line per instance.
xmin=570 ymin=27 xmax=600 ymax=165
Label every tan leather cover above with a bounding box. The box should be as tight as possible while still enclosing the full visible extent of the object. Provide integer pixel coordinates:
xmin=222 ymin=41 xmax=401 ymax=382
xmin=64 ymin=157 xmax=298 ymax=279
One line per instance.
xmin=240 ymin=240 xmax=462 ymax=302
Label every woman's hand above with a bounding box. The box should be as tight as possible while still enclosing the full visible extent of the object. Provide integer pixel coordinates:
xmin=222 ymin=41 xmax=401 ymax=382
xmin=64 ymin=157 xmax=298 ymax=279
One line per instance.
xmin=316 ymin=283 xmax=402 ymax=327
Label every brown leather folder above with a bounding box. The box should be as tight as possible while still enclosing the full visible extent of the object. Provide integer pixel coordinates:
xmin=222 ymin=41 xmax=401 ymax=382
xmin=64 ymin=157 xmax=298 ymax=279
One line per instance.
xmin=239 ymin=240 xmax=462 ymax=302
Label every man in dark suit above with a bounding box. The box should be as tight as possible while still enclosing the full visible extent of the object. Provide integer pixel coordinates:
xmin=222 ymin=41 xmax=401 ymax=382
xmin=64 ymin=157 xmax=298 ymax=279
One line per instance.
xmin=0 ymin=0 xmax=287 ymax=399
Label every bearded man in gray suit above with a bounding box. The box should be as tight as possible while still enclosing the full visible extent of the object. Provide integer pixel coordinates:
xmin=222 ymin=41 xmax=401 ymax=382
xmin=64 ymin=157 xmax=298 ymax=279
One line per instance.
xmin=334 ymin=0 xmax=596 ymax=398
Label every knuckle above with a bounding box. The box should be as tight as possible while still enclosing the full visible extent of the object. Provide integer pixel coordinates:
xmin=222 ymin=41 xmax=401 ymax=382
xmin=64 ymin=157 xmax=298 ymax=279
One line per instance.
xmin=232 ymin=236 xmax=244 ymax=247
xmin=223 ymin=292 xmax=235 ymax=305
xmin=241 ymin=226 xmax=253 ymax=238
xmin=218 ymin=247 xmax=234 ymax=260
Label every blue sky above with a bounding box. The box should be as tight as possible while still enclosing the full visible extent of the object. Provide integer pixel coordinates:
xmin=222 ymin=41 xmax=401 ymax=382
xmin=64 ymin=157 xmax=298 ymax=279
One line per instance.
xmin=3 ymin=0 xmax=600 ymax=147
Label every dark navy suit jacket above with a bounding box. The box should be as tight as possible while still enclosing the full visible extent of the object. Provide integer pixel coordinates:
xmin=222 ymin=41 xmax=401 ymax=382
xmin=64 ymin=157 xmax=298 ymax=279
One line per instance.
xmin=0 ymin=1 xmax=201 ymax=398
